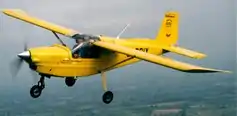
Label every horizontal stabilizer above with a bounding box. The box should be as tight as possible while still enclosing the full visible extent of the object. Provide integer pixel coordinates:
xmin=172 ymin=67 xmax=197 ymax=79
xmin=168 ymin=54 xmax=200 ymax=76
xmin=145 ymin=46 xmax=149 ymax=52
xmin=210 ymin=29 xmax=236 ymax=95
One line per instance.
xmin=162 ymin=45 xmax=206 ymax=59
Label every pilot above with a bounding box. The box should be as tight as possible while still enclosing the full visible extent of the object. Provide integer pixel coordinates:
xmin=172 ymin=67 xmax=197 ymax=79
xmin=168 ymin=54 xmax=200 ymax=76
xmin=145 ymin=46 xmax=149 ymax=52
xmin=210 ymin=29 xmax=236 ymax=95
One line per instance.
xmin=72 ymin=38 xmax=85 ymax=58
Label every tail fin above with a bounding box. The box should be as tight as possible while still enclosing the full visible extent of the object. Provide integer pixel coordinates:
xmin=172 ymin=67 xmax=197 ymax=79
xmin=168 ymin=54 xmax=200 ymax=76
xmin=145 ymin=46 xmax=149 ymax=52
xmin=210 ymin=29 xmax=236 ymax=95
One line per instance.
xmin=155 ymin=11 xmax=179 ymax=46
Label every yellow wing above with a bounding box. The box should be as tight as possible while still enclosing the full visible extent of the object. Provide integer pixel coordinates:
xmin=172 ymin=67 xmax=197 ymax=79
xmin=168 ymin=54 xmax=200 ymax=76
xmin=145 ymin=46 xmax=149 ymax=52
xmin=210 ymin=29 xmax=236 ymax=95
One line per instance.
xmin=161 ymin=45 xmax=206 ymax=59
xmin=2 ymin=9 xmax=78 ymax=37
xmin=93 ymin=41 xmax=230 ymax=73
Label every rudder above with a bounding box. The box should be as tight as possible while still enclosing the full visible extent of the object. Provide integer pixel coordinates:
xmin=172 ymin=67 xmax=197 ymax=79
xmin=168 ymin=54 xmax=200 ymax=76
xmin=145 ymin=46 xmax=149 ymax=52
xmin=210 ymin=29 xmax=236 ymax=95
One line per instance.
xmin=155 ymin=11 xmax=179 ymax=46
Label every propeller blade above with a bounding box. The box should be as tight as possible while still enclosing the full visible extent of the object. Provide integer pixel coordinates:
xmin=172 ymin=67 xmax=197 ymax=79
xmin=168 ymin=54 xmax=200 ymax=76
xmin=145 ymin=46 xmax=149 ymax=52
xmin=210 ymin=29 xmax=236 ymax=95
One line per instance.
xmin=9 ymin=39 xmax=29 ymax=79
xmin=9 ymin=57 xmax=23 ymax=78
xmin=24 ymin=39 xmax=28 ymax=51
xmin=29 ymin=69 xmax=39 ymax=83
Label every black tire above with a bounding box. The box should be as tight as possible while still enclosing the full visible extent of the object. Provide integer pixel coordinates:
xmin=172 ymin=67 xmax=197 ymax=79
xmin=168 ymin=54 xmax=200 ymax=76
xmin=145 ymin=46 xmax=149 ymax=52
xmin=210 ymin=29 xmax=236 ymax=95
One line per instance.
xmin=30 ymin=85 xmax=42 ymax=98
xmin=102 ymin=91 xmax=113 ymax=104
xmin=65 ymin=77 xmax=76 ymax=87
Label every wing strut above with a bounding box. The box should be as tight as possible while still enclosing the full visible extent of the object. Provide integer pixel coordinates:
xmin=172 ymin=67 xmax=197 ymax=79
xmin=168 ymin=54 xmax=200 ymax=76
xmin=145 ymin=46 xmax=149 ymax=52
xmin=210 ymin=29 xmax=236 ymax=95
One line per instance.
xmin=52 ymin=31 xmax=66 ymax=46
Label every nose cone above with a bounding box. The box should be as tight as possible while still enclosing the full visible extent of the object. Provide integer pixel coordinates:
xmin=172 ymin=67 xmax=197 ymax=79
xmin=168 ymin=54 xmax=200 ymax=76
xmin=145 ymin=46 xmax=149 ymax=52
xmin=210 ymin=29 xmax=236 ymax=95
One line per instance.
xmin=18 ymin=51 xmax=30 ymax=59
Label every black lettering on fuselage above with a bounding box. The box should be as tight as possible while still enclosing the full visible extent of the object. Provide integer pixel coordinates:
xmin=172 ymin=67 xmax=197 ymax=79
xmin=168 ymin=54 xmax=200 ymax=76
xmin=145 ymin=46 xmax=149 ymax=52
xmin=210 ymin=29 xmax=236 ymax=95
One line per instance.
xmin=135 ymin=48 xmax=149 ymax=52
xmin=126 ymin=48 xmax=149 ymax=57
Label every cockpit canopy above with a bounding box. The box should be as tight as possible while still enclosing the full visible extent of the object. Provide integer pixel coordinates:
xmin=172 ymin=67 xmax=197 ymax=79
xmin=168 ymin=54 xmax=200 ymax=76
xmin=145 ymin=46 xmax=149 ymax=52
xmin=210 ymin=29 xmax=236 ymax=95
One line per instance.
xmin=72 ymin=34 xmax=100 ymax=41
xmin=71 ymin=34 xmax=101 ymax=58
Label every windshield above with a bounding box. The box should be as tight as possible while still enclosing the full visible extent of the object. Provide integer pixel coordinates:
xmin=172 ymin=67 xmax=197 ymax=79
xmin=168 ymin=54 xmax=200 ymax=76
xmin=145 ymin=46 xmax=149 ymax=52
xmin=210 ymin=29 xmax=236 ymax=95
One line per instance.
xmin=72 ymin=34 xmax=100 ymax=40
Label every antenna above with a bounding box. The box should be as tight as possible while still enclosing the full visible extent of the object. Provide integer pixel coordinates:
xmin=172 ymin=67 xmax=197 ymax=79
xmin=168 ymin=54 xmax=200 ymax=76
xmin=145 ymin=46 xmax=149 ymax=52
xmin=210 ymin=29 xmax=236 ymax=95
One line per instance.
xmin=116 ymin=23 xmax=130 ymax=39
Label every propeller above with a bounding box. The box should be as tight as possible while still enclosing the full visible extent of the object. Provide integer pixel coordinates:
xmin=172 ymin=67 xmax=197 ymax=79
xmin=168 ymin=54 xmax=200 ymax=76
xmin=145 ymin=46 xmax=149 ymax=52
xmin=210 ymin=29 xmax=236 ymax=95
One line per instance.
xmin=9 ymin=40 xmax=27 ymax=78
xmin=9 ymin=40 xmax=37 ymax=81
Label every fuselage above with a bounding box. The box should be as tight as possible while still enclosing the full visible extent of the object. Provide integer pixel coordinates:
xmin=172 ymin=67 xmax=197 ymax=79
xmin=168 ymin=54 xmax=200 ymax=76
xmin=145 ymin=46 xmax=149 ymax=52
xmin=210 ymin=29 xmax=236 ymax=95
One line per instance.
xmin=29 ymin=36 xmax=164 ymax=77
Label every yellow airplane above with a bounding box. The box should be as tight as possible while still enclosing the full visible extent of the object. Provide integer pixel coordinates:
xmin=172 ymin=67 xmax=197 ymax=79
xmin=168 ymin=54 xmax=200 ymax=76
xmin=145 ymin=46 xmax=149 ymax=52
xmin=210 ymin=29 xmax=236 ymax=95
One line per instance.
xmin=2 ymin=9 xmax=231 ymax=104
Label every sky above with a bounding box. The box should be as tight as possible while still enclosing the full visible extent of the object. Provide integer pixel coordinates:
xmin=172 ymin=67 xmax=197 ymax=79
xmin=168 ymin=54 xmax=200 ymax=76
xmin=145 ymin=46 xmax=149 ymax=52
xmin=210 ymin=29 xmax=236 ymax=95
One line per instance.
xmin=0 ymin=0 xmax=235 ymax=90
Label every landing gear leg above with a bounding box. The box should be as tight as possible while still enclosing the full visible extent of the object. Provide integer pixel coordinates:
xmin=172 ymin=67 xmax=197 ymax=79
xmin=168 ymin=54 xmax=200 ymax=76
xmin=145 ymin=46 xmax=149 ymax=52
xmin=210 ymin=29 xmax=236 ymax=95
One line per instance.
xmin=101 ymin=71 xmax=113 ymax=104
xmin=30 ymin=75 xmax=45 ymax=98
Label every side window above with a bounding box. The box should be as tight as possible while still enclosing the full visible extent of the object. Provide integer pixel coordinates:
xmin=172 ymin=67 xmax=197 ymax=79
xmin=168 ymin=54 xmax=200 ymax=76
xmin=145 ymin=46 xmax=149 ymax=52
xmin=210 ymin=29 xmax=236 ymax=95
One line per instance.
xmin=72 ymin=45 xmax=100 ymax=58
xmin=87 ymin=46 xmax=100 ymax=58
xmin=71 ymin=34 xmax=101 ymax=59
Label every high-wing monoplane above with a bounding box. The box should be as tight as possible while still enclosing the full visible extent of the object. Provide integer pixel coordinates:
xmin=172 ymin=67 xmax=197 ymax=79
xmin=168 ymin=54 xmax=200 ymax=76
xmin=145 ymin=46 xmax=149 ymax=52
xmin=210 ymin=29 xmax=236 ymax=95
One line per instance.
xmin=2 ymin=9 xmax=231 ymax=104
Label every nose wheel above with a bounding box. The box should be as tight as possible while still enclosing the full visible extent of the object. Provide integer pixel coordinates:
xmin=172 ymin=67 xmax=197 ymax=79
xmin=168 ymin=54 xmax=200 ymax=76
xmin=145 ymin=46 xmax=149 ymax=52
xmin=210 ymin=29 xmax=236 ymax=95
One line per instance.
xmin=30 ymin=85 xmax=42 ymax=98
xmin=30 ymin=75 xmax=45 ymax=98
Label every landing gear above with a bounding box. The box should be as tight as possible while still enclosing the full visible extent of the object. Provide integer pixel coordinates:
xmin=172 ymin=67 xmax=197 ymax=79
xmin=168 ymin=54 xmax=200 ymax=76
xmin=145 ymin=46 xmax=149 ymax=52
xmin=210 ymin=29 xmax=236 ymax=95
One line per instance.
xmin=30 ymin=75 xmax=45 ymax=98
xmin=65 ymin=77 xmax=76 ymax=87
xmin=101 ymin=71 xmax=113 ymax=104
xmin=30 ymin=85 xmax=42 ymax=98
xmin=102 ymin=91 xmax=113 ymax=104
xmin=28 ymin=72 xmax=114 ymax=104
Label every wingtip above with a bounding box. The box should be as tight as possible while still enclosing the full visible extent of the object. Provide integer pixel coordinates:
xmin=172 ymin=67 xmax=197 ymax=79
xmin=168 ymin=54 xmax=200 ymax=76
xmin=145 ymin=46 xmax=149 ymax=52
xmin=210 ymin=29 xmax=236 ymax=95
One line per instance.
xmin=210 ymin=68 xmax=232 ymax=73
xmin=2 ymin=9 xmax=25 ymax=15
xmin=185 ymin=68 xmax=232 ymax=73
xmin=219 ymin=70 xmax=232 ymax=73
xmin=1 ymin=9 xmax=9 ymax=14
xmin=2 ymin=9 xmax=15 ymax=12
xmin=2 ymin=9 xmax=13 ymax=14
xmin=195 ymin=54 xmax=206 ymax=59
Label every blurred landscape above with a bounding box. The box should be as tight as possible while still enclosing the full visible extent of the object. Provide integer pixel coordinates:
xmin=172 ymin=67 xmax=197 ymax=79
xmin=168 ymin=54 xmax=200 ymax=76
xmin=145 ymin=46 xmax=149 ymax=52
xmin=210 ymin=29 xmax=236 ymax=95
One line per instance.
xmin=0 ymin=64 xmax=235 ymax=116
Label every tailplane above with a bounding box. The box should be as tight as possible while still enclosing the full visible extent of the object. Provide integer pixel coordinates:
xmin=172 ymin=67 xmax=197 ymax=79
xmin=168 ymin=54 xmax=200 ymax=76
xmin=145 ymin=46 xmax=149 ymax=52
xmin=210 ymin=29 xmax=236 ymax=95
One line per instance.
xmin=155 ymin=12 xmax=206 ymax=59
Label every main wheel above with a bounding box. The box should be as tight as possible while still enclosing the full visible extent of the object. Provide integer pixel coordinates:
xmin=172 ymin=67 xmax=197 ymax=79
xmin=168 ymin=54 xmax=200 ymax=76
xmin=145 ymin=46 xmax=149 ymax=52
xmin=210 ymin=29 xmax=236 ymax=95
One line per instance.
xmin=65 ymin=77 xmax=76 ymax=87
xmin=30 ymin=85 xmax=42 ymax=98
xmin=102 ymin=91 xmax=113 ymax=104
